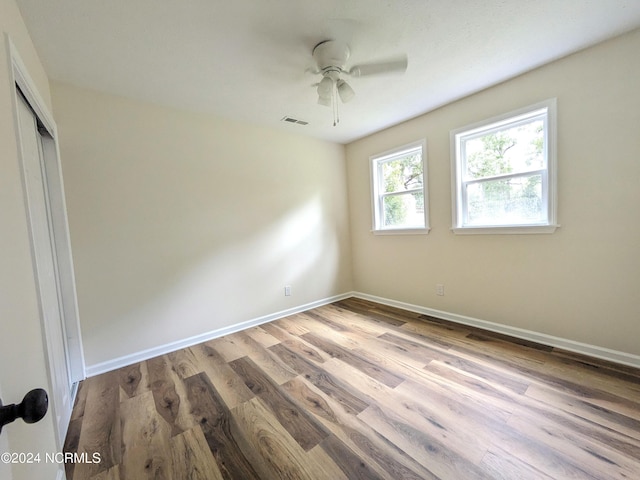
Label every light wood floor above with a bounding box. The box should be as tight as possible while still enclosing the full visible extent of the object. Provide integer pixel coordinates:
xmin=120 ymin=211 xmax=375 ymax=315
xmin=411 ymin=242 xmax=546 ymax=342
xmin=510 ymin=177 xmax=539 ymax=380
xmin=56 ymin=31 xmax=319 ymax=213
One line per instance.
xmin=64 ymin=298 xmax=640 ymax=479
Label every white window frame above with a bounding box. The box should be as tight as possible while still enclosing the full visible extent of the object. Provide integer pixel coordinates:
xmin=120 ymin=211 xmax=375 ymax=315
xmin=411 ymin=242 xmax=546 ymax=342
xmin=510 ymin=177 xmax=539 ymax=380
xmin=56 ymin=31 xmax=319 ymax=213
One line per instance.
xmin=370 ymin=139 xmax=430 ymax=235
xmin=450 ymin=99 xmax=559 ymax=234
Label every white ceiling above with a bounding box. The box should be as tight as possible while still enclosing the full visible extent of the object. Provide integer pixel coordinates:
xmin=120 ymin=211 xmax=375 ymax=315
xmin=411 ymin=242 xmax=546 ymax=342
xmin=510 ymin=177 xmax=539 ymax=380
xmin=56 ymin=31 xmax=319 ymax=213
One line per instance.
xmin=15 ymin=0 xmax=640 ymax=144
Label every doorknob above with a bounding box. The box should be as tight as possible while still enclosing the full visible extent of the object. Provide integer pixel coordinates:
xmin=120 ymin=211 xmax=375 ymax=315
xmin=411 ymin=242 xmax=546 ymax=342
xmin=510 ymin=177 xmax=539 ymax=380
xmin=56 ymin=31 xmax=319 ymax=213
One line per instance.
xmin=0 ymin=389 xmax=48 ymax=434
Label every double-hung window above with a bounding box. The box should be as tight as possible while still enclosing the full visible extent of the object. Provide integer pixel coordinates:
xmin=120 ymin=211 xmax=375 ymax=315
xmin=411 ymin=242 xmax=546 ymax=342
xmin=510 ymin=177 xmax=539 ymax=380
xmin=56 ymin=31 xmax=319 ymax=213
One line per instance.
xmin=451 ymin=99 xmax=558 ymax=234
xmin=370 ymin=140 xmax=429 ymax=234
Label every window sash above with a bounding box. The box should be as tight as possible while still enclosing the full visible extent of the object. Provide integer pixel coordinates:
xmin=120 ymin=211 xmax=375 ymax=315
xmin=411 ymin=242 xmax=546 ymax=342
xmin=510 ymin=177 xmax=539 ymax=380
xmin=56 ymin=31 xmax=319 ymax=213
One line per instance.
xmin=376 ymin=149 xmax=423 ymax=195
xmin=460 ymin=112 xmax=548 ymax=182
xmin=380 ymin=190 xmax=425 ymax=228
xmin=450 ymin=99 xmax=557 ymax=233
xmin=459 ymin=109 xmax=547 ymax=143
xmin=461 ymin=171 xmax=548 ymax=226
xmin=379 ymin=188 xmax=423 ymax=200
xmin=370 ymin=140 xmax=429 ymax=234
xmin=462 ymin=168 xmax=546 ymax=186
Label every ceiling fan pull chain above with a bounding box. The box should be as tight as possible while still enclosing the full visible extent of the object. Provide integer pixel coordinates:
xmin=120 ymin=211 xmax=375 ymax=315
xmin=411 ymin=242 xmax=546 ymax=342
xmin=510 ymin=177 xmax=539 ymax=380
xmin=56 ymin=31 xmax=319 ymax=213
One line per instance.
xmin=331 ymin=80 xmax=340 ymax=127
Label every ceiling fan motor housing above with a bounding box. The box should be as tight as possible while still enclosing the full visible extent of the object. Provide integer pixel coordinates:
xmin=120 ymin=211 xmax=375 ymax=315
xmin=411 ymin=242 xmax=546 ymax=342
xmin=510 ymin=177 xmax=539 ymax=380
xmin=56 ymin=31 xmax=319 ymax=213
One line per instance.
xmin=312 ymin=40 xmax=350 ymax=74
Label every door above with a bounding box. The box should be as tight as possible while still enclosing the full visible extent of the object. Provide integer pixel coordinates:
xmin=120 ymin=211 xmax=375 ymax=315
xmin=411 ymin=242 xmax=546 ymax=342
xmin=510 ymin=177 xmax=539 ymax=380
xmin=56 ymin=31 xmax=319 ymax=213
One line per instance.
xmin=15 ymin=91 xmax=73 ymax=444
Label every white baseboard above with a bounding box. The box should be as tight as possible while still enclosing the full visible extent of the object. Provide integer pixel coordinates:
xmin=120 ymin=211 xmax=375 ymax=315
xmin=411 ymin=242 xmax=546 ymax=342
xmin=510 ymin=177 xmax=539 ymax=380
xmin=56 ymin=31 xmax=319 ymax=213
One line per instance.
xmin=86 ymin=290 xmax=640 ymax=377
xmin=85 ymin=292 xmax=352 ymax=377
xmin=352 ymin=292 xmax=640 ymax=369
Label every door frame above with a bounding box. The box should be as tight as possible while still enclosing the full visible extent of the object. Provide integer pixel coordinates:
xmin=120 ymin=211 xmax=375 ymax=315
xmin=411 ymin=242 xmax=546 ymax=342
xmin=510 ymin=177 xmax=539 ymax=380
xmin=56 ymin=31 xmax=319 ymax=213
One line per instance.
xmin=6 ymin=34 xmax=85 ymax=444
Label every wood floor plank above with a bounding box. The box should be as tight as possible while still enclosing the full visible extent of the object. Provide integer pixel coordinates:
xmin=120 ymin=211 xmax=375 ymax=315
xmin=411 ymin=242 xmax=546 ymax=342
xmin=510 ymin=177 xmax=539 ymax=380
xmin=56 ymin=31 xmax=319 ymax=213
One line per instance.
xmin=72 ymin=371 xmax=121 ymax=479
xmin=333 ymin=299 xmax=409 ymax=326
xmin=482 ymin=424 xmax=603 ymax=480
xmin=231 ymin=396 xmax=337 ymax=480
xmin=229 ymin=356 xmax=329 ymax=451
xmin=119 ymin=390 xmax=172 ymax=479
xmin=318 ymin=434 xmax=386 ymax=480
xmin=312 ymin=303 xmax=403 ymax=339
xmin=399 ymin=369 xmax=515 ymax=425
xmin=384 ymin=382 xmax=497 ymax=465
xmin=88 ymin=465 xmax=121 ymax=480
xmin=374 ymin=331 xmax=451 ymax=365
xmin=146 ymin=355 xmax=187 ymax=437
xmin=320 ymin=357 xmax=397 ymax=407
xmin=266 ymin=314 xmax=311 ymax=336
xmin=551 ymin=349 xmax=640 ymax=380
xmin=116 ymin=362 xmax=145 ymax=399
xmin=167 ymin=347 xmax=202 ymax=380
xmin=358 ymin=403 xmax=494 ymax=480
xmin=64 ymin=416 xmax=83 ymax=480
xmin=477 ymin=355 xmax=640 ymax=421
xmin=268 ymin=342 xmax=370 ymax=415
xmin=421 ymin=359 xmax=533 ymax=417
xmin=301 ymin=332 xmax=405 ymax=388
xmin=227 ymin=331 xmax=298 ymax=384
xmin=295 ymin=312 xmax=432 ymax=372
xmin=205 ymin=336 xmax=247 ymax=363
xmin=261 ymin=322 xmax=330 ymax=365
xmin=183 ymin=372 xmax=261 ymax=479
xmin=424 ymin=346 xmax=532 ymax=395
xmin=243 ymin=325 xmax=281 ymax=348
xmin=65 ymin=299 xmax=640 ymax=480
xmin=188 ymin=342 xmax=255 ymax=409
xmin=506 ymin=407 xmax=640 ymax=479
xmin=306 ymin=444 xmax=350 ymax=480
xmin=525 ymin=383 xmax=640 ymax=442
xmin=538 ymin=359 xmax=640 ymax=404
xmin=70 ymin=378 xmax=89 ymax=421
xmin=281 ymin=376 xmax=434 ymax=480
xmin=170 ymin=427 xmax=223 ymax=480
xmin=479 ymin=448 xmax=555 ymax=480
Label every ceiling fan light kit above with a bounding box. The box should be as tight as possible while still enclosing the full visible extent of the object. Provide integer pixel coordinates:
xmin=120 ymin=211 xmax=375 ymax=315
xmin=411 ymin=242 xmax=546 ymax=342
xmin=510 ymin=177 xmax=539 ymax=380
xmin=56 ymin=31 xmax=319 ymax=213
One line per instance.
xmin=337 ymin=79 xmax=355 ymax=103
xmin=310 ymin=40 xmax=408 ymax=126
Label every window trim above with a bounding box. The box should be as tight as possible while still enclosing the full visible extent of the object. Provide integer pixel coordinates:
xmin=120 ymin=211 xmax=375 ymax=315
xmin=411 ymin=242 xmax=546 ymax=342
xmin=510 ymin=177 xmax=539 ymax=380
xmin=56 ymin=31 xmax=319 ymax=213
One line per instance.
xmin=450 ymin=99 xmax=559 ymax=235
xmin=370 ymin=139 xmax=430 ymax=235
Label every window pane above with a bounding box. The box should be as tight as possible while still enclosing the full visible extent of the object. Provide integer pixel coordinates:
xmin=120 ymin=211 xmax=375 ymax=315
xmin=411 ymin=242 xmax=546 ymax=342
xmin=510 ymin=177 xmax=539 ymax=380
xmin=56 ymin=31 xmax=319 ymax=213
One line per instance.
xmin=466 ymin=174 xmax=544 ymax=225
xmin=464 ymin=119 xmax=544 ymax=180
xmin=383 ymin=192 xmax=424 ymax=228
xmin=381 ymin=152 xmax=423 ymax=193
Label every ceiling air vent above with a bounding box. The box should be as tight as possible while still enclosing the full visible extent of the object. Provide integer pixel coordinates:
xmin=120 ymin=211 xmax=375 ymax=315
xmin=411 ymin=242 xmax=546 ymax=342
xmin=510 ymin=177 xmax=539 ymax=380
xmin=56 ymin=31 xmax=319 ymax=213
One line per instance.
xmin=281 ymin=116 xmax=308 ymax=126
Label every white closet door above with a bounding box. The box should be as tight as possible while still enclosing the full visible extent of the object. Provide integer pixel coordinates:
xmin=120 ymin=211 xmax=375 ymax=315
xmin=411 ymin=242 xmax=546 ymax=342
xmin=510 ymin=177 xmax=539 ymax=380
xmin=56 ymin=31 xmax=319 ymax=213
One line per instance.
xmin=16 ymin=92 xmax=72 ymax=444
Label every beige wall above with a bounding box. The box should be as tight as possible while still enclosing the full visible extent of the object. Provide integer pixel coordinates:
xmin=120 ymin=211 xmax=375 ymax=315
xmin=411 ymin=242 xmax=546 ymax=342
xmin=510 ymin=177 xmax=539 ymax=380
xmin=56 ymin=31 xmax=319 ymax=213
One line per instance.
xmin=346 ymin=28 xmax=640 ymax=357
xmin=51 ymin=82 xmax=353 ymax=368
xmin=0 ymin=0 xmax=63 ymax=478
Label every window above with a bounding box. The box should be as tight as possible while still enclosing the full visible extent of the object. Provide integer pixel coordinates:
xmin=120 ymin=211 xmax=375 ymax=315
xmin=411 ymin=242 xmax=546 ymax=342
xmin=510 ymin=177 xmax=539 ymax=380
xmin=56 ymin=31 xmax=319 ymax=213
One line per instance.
xmin=370 ymin=140 xmax=429 ymax=234
xmin=451 ymin=99 xmax=558 ymax=234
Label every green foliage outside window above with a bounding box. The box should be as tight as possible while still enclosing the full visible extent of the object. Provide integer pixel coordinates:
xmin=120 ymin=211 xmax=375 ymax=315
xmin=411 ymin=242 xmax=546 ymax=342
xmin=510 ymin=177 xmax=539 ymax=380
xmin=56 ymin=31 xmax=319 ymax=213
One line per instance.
xmin=381 ymin=153 xmax=423 ymax=227
xmin=464 ymin=121 xmax=544 ymax=223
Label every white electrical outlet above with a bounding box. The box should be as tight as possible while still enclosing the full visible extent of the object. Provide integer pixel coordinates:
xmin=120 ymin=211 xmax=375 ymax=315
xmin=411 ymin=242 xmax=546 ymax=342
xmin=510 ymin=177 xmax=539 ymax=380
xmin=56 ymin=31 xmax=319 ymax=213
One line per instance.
xmin=436 ymin=284 xmax=445 ymax=296
xmin=284 ymin=285 xmax=292 ymax=296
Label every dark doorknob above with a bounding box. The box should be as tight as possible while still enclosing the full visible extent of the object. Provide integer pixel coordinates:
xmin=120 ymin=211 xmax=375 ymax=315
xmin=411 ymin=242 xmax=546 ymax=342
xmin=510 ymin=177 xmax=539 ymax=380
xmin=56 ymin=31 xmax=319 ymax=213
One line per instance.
xmin=0 ymin=388 xmax=48 ymax=434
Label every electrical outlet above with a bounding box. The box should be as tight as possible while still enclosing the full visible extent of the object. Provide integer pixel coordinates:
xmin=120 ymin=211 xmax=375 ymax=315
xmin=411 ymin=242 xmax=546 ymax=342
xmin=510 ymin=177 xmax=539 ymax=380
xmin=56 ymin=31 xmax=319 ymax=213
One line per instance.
xmin=284 ymin=285 xmax=292 ymax=296
xmin=436 ymin=284 xmax=445 ymax=296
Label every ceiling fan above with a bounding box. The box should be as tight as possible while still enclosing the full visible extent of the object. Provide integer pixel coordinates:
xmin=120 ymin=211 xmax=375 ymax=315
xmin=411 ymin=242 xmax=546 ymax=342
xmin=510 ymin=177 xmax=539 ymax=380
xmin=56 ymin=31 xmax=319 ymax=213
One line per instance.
xmin=310 ymin=40 xmax=408 ymax=126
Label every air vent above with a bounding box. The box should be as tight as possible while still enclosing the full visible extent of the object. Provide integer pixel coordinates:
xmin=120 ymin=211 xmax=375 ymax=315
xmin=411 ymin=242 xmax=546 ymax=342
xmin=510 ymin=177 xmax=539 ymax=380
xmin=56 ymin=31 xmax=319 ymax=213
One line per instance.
xmin=281 ymin=116 xmax=308 ymax=126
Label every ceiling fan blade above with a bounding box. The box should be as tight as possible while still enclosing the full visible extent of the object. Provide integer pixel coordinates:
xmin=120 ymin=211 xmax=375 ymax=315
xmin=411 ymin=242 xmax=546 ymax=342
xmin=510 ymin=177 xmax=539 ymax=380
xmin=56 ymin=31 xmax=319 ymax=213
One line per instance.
xmin=348 ymin=56 xmax=408 ymax=77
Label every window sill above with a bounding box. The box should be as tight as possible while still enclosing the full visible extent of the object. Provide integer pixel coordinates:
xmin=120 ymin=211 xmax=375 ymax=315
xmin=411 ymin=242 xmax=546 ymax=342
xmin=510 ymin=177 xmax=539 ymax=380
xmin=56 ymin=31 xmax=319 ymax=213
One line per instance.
xmin=451 ymin=224 xmax=560 ymax=235
xmin=372 ymin=227 xmax=431 ymax=236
